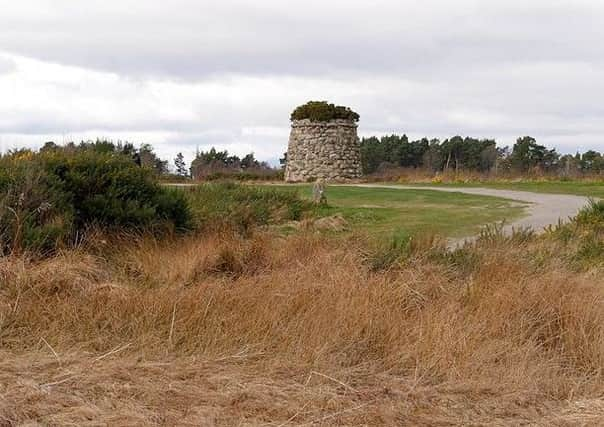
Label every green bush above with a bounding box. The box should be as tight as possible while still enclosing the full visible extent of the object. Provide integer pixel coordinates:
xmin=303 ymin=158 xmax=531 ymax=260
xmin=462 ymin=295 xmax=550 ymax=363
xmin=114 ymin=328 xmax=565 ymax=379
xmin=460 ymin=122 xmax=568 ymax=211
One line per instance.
xmin=575 ymin=236 xmax=604 ymax=265
xmin=0 ymin=154 xmax=73 ymax=253
xmin=204 ymin=169 xmax=284 ymax=182
xmin=290 ymin=101 xmax=359 ymax=122
xmin=365 ymin=233 xmax=412 ymax=271
xmin=575 ymin=199 xmax=604 ymax=227
xmin=185 ymin=182 xmax=311 ymax=235
xmin=0 ymin=150 xmax=191 ymax=254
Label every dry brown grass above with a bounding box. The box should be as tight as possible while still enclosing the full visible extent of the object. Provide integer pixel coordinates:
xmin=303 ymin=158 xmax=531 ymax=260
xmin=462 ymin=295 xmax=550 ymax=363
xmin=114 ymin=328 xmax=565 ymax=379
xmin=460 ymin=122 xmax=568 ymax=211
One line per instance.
xmin=1 ymin=231 xmax=604 ymax=425
xmin=364 ymin=166 xmax=604 ymax=184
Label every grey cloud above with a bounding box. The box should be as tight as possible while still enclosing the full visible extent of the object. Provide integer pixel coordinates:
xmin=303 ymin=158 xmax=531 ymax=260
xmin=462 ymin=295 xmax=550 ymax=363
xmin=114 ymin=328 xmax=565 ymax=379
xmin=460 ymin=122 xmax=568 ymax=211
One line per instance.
xmin=0 ymin=114 xmax=205 ymax=135
xmin=2 ymin=0 xmax=604 ymax=159
xmin=2 ymin=1 xmax=604 ymax=80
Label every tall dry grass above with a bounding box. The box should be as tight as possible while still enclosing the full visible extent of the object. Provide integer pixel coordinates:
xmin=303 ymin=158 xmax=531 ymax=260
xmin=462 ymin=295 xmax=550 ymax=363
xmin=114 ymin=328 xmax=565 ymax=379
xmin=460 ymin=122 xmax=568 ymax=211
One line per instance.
xmin=364 ymin=165 xmax=604 ymax=184
xmin=1 ymin=229 xmax=604 ymax=425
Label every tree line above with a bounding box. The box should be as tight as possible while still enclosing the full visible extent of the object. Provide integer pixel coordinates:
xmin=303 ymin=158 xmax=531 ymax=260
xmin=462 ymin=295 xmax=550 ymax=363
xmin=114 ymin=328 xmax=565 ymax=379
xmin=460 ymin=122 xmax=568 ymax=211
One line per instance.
xmin=38 ymin=140 xmax=170 ymax=175
xmin=190 ymin=147 xmax=271 ymax=179
xmin=190 ymin=147 xmax=277 ymax=180
xmin=14 ymin=140 xmax=281 ymax=181
xmin=360 ymin=135 xmax=604 ymax=176
xmin=17 ymin=135 xmax=604 ymax=180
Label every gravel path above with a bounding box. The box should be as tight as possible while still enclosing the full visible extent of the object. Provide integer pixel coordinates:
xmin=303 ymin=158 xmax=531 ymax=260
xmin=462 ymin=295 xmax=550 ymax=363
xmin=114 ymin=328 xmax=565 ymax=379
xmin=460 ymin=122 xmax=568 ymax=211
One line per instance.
xmin=350 ymin=184 xmax=592 ymax=246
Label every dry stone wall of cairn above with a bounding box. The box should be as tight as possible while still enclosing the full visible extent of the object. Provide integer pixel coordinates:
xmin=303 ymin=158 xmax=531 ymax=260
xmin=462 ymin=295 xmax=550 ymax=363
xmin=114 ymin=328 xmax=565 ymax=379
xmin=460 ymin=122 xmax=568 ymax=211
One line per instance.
xmin=284 ymin=119 xmax=363 ymax=182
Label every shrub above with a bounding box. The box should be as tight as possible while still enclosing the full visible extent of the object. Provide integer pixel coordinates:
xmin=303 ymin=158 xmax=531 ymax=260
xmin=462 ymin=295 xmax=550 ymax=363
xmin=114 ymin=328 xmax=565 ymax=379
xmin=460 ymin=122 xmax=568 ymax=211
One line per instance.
xmin=476 ymin=222 xmax=535 ymax=246
xmin=575 ymin=199 xmax=604 ymax=227
xmin=365 ymin=233 xmax=412 ymax=271
xmin=0 ymin=150 xmax=191 ymax=254
xmin=575 ymin=236 xmax=604 ymax=265
xmin=203 ymin=169 xmax=284 ymax=182
xmin=0 ymin=156 xmax=73 ymax=254
xmin=185 ymin=182 xmax=311 ymax=234
xmin=290 ymin=101 xmax=360 ymax=122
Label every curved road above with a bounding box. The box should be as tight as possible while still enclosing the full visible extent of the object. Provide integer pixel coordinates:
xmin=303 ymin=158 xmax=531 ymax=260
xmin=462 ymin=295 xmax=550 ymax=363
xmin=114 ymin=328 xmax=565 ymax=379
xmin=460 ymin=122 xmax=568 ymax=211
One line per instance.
xmin=350 ymin=184 xmax=592 ymax=245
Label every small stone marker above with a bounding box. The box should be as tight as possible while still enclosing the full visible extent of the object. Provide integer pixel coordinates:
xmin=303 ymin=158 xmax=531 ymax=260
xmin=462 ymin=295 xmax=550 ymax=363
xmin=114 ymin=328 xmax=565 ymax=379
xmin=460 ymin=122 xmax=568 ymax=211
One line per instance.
xmin=312 ymin=179 xmax=327 ymax=205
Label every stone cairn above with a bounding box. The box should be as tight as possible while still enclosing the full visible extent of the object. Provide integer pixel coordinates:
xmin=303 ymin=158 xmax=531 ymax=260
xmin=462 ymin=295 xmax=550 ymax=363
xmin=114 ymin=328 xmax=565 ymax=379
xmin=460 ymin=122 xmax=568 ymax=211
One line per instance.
xmin=284 ymin=118 xmax=363 ymax=182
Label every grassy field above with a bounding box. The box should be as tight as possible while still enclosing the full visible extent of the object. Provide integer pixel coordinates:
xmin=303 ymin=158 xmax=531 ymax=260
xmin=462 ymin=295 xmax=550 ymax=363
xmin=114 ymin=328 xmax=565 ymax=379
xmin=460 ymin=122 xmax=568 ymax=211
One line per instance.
xmin=2 ymin=182 xmax=604 ymax=425
xmin=407 ymin=179 xmax=604 ymax=198
xmin=271 ymin=184 xmax=527 ymax=239
xmin=2 ymin=199 xmax=604 ymax=425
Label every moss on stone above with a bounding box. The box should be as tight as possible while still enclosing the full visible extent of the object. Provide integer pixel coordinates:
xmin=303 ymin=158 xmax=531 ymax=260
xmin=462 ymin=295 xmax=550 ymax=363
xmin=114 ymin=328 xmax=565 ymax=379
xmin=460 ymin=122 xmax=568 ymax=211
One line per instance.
xmin=290 ymin=101 xmax=359 ymax=122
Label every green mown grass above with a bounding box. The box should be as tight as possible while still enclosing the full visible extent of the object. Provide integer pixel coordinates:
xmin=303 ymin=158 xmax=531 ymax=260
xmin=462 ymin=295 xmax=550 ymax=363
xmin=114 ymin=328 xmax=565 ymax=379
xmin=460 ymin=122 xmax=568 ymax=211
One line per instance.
xmin=269 ymin=184 xmax=526 ymax=239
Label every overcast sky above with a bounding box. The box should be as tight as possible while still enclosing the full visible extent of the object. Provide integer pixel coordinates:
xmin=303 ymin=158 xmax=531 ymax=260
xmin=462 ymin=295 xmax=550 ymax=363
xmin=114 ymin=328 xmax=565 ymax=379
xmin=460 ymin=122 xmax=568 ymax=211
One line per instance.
xmin=1 ymin=0 xmax=604 ymax=165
